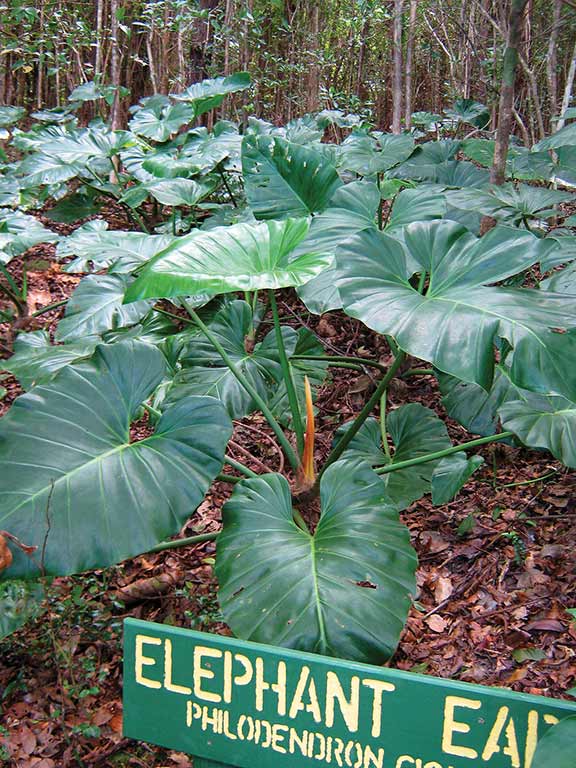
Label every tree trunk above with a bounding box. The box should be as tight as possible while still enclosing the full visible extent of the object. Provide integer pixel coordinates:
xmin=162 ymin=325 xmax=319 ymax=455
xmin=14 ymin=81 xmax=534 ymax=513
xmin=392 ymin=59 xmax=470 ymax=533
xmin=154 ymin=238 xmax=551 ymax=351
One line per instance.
xmin=546 ymin=0 xmax=562 ymax=127
xmin=307 ymin=3 xmax=321 ymax=113
xmin=404 ymin=0 xmax=417 ymax=126
xmin=391 ymin=0 xmax=404 ymax=133
xmin=94 ymin=0 xmax=104 ymax=77
xmin=557 ymin=40 xmax=576 ymax=131
xmin=109 ymin=0 xmax=121 ymax=129
xmin=490 ymin=0 xmax=529 ymax=185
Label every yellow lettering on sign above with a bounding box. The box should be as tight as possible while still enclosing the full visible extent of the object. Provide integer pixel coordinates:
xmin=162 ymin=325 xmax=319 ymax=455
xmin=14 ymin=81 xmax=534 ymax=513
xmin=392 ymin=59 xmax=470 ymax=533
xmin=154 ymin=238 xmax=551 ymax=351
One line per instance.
xmin=135 ymin=634 xmax=162 ymax=689
xmin=544 ymin=714 xmax=559 ymax=726
xmin=326 ymin=672 xmax=360 ymax=732
xmin=481 ymin=706 xmax=520 ymax=767
xmin=223 ymin=711 xmax=238 ymax=740
xmin=163 ymin=639 xmax=192 ymax=695
xmin=271 ymin=723 xmax=289 ymax=754
xmin=362 ymin=678 xmax=396 ymax=738
xmin=363 ymin=745 xmax=385 ymax=768
xmin=442 ymin=695 xmax=482 ymax=759
xmin=288 ymin=665 xmax=322 ymax=722
xmin=223 ymin=651 xmax=233 ymax=704
xmin=193 ymin=645 xmax=222 ymax=703
xmin=234 ymin=653 xmax=253 ymax=686
xmin=309 ymin=732 xmax=326 ymax=760
xmin=289 ymin=726 xmax=309 ymax=756
xmin=524 ymin=710 xmax=539 ymax=768
xmin=255 ymin=657 xmax=287 ymax=715
xmin=395 ymin=759 xmax=415 ymax=767
xmin=333 ymin=736 xmax=346 ymax=767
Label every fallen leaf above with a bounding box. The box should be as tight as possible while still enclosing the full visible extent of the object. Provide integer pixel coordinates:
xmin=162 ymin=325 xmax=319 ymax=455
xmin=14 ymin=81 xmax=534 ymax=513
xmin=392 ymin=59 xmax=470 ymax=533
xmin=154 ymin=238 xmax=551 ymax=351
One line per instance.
xmin=426 ymin=615 xmax=448 ymax=633
xmin=524 ymin=619 xmax=565 ymax=633
xmin=434 ymin=576 xmax=453 ymax=603
xmin=512 ymin=647 xmax=547 ymax=662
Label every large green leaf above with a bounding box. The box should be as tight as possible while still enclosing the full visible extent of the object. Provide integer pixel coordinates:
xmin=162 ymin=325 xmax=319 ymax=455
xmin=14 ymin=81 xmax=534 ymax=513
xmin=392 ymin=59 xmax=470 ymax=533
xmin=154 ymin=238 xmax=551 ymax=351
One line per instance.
xmin=0 ymin=341 xmax=232 ymax=579
xmin=57 ymin=222 xmax=175 ymax=273
xmin=242 ymin=135 xmax=342 ymax=219
xmin=444 ymin=99 xmax=490 ymax=129
xmin=386 ymin=185 xmax=447 ymax=230
xmin=296 ymin=180 xmax=379 ymax=314
xmin=125 ymin=218 xmax=332 ymax=301
xmin=0 ymin=580 xmax=44 ymax=639
xmin=2 ymin=331 xmax=98 ymax=389
xmin=535 ymin=123 xmax=576 ymax=151
xmin=447 ymin=183 xmax=572 ymax=225
xmin=216 ymin=460 xmax=417 ymax=663
xmin=171 ymin=72 xmax=251 ymax=118
xmin=180 ymin=123 xmax=242 ymax=174
xmin=55 ymin=274 xmax=154 ymax=342
xmin=437 ymin=366 xmax=522 ymax=436
xmin=336 ymin=404 xmax=455 ymax=509
xmin=499 ymin=393 xmax=576 ymax=468
xmin=541 ymin=261 xmax=576 ymax=294
xmin=338 ymin=132 xmax=415 ymax=175
xmin=144 ymin=178 xmax=216 ymax=207
xmin=164 ymin=300 xmax=297 ymax=419
xmin=128 ymin=97 xmax=194 ymax=142
xmin=532 ymin=716 xmax=576 ymax=768
xmin=336 ymin=221 xmax=576 ymax=399
xmin=0 ymin=105 xmax=25 ymax=128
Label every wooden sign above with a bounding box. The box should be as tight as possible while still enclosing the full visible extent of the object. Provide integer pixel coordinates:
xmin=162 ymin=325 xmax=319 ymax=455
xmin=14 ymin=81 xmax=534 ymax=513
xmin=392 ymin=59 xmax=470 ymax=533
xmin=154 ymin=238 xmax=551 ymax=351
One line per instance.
xmin=123 ymin=618 xmax=576 ymax=768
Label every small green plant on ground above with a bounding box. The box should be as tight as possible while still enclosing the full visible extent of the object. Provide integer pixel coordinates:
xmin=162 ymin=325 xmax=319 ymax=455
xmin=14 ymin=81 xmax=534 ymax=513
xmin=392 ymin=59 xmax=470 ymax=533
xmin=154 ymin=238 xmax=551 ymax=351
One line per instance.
xmin=0 ymin=74 xmax=575 ymax=671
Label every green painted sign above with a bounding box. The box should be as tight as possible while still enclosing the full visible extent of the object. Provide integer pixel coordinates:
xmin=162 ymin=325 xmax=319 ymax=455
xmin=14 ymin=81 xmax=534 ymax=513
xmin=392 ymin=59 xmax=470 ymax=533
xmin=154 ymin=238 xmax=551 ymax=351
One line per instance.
xmin=123 ymin=618 xmax=576 ymax=768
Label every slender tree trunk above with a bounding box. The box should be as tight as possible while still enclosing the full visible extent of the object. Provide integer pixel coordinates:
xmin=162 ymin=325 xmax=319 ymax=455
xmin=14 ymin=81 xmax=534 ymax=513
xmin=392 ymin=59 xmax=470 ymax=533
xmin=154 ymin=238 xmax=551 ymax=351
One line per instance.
xmin=95 ymin=0 xmax=104 ymax=76
xmin=109 ymin=0 xmax=121 ymax=129
xmin=306 ymin=3 xmax=321 ymax=113
xmin=547 ymin=0 xmax=562 ymax=127
xmin=404 ymin=0 xmax=417 ymax=126
xmin=557 ymin=40 xmax=576 ymax=131
xmin=490 ymin=0 xmax=529 ymax=185
xmin=391 ymin=0 xmax=404 ymax=133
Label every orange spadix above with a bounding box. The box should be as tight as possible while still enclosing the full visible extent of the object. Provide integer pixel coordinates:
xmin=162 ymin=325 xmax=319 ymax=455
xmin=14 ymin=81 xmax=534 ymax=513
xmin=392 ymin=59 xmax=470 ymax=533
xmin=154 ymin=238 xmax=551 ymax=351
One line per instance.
xmin=297 ymin=375 xmax=316 ymax=490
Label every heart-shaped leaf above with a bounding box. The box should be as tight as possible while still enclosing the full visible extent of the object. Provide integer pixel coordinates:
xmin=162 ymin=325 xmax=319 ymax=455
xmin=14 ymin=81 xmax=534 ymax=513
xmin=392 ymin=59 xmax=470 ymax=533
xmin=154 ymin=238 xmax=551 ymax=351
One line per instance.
xmin=437 ymin=366 xmax=523 ymax=436
xmin=128 ymin=96 xmax=194 ymax=142
xmin=56 ymin=274 xmax=154 ymax=341
xmin=0 ymin=341 xmax=232 ymax=578
xmin=336 ymin=221 xmax=576 ymax=400
xmin=57 ymin=222 xmax=175 ymax=273
xmin=144 ymin=178 xmax=216 ymax=207
xmin=216 ymin=461 xmax=417 ymax=663
xmin=242 ymin=134 xmax=342 ymax=220
xmin=338 ymin=132 xmax=415 ymax=175
xmin=125 ymin=218 xmax=332 ymax=301
xmin=3 ymin=331 xmax=98 ymax=389
xmin=336 ymin=404 xmax=455 ymax=509
xmin=531 ymin=716 xmax=576 ymax=768
xmin=172 ymin=72 xmax=251 ymax=117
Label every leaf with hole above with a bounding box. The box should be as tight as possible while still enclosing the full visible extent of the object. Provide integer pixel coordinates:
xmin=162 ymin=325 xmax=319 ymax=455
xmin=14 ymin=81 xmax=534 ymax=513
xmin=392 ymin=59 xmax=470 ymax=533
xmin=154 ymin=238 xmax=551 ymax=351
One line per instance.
xmin=216 ymin=460 xmax=417 ymax=663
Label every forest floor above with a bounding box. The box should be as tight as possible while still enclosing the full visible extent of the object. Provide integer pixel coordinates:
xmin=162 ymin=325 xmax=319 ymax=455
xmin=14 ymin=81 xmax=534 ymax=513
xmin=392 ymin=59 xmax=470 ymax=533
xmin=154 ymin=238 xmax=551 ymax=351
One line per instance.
xmin=0 ymin=203 xmax=575 ymax=767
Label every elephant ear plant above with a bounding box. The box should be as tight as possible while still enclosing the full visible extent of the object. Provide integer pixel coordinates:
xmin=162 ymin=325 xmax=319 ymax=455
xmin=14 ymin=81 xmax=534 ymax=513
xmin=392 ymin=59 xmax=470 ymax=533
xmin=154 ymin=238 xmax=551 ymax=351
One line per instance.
xmin=1 ymin=94 xmax=576 ymax=665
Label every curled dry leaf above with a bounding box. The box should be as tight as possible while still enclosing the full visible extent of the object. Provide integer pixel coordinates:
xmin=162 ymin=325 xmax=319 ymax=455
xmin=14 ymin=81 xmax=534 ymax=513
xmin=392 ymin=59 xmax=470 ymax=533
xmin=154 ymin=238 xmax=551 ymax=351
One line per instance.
xmin=0 ymin=534 xmax=13 ymax=572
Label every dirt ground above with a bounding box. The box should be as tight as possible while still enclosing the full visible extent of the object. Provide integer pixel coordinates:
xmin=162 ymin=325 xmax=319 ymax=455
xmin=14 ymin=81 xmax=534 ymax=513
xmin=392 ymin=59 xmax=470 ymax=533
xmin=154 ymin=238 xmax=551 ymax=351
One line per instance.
xmin=0 ymin=205 xmax=575 ymax=767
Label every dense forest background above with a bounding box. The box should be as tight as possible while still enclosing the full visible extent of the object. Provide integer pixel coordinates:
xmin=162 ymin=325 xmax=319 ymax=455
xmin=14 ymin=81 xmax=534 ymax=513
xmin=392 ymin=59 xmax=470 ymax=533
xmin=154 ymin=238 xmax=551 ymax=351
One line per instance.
xmin=0 ymin=0 xmax=574 ymax=142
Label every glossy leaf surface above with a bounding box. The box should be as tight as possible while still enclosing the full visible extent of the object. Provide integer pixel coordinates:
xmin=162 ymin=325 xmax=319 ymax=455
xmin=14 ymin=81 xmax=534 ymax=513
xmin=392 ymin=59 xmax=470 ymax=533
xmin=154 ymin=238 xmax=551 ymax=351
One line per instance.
xmin=216 ymin=461 xmax=417 ymax=663
xmin=0 ymin=341 xmax=232 ymax=578
xmin=125 ymin=218 xmax=332 ymax=301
